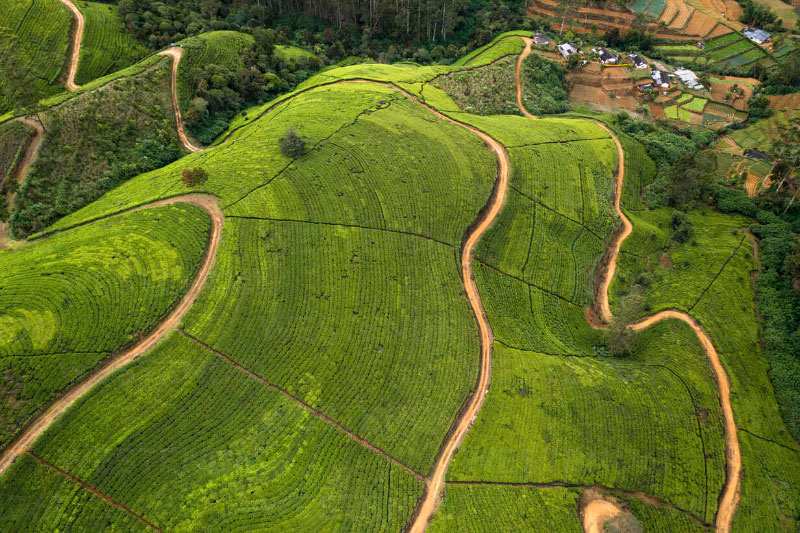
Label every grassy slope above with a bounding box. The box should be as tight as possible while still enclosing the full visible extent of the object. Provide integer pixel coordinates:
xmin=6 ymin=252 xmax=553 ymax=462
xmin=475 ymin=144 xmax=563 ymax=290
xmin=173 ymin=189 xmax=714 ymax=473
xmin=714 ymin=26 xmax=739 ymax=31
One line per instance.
xmin=74 ymin=1 xmax=148 ymax=85
xmin=428 ymin=485 xmax=583 ymax=532
xmin=15 ymin=333 xmax=422 ymax=530
xmin=10 ymin=57 xmax=178 ymax=238
xmin=0 ymin=65 xmax=499 ymax=528
xmin=0 ymin=204 xmax=210 ymax=451
xmin=0 ymin=0 xmax=72 ymax=111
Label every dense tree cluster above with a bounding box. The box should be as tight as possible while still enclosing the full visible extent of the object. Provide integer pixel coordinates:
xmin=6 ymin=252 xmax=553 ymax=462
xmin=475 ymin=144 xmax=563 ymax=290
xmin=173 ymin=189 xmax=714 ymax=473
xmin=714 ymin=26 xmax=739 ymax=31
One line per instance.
xmin=737 ymin=0 xmax=783 ymax=31
xmin=115 ymin=0 xmax=529 ymax=60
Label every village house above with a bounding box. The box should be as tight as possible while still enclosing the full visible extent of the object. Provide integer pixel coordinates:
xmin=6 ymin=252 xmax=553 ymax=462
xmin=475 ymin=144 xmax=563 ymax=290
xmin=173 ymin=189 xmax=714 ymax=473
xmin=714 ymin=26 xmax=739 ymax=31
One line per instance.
xmin=651 ymin=69 xmax=670 ymax=88
xmin=674 ymin=67 xmax=704 ymax=90
xmin=557 ymin=42 xmax=578 ymax=59
xmin=533 ymin=32 xmax=550 ymax=46
xmin=593 ymin=47 xmax=619 ymax=64
xmin=628 ymin=54 xmax=647 ymax=69
xmin=743 ymin=27 xmax=771 ymax=44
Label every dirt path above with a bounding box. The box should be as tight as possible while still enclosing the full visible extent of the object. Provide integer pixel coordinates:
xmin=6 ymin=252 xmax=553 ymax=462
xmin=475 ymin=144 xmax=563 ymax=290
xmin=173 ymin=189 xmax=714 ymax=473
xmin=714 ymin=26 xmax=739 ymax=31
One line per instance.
xmin=158 ymin=47 xmax=203 ymax=153
xmin=513 ymin=46 xmax=740 ymax=532
xmin=0 ymin=117 xmax=45 ymax=249
xmin=0 ymin=194 xmax=223 ymax=476
xmin=582 ymin=498 xmax=622 ymax=533
xmin=58 ymin=0 xmax=83 ymax=91
xmin=515 ymin=38 xmax=537 ymax=119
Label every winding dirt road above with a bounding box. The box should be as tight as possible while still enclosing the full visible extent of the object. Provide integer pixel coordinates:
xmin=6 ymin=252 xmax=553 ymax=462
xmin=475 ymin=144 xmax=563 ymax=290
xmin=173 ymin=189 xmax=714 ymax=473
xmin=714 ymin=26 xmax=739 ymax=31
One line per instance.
xmin=513 ymin=45 xmax=741 ymax=531
xmin=158 ymin=47 xmax=203 ymax=153
xmin=0 ymin=118 xmax=45 ymax=249
xmin=515 ymin=38 xmax=537 ymax=118
xmin=59 ymin=0 xmax=83 ymax=91
xmin=0 ymin=194 xmax=223 ymax=476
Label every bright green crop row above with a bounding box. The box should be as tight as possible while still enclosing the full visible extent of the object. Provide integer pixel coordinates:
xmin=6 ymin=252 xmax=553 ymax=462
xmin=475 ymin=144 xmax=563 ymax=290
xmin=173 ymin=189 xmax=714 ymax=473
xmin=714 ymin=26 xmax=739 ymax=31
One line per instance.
xmin=0 ymin=0 xmax=72 ymax=111
xmin=429 ymin=485 xmax=583 ymax=532
xmin=0 ymin=204 xmax=210 ymax=450
xmin=454 ymin=31 xmax=531 ymax=67
xmin=0 ymin=454 xmax=150 ymax=531
xmin=184 ymin=218 xmax=480 ymax=473
xmin=7 ymin=333 xmax=423 ymax=530
xmin=449 ymin=323 xmax=726 ymax=520
xmin=74 ymin=2 xmax=147 ymax=85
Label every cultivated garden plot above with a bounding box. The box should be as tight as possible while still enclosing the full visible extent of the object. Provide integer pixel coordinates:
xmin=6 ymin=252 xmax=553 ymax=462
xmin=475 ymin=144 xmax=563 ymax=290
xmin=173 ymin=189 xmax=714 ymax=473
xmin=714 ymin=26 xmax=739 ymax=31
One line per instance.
xmin=0 ymin=204 xmax=210 ymax=450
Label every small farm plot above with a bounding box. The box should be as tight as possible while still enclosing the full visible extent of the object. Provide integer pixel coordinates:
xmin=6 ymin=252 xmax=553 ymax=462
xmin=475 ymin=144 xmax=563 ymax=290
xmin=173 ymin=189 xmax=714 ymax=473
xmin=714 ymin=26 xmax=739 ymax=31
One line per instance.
xmin=184 ymin=218 xmax=480 ymax=474
xmin=74 ymin=2 xmax=148 ymax=85
xmin=428 ymin=485 xmax=583 ymax=532
xmin=448 ymin=325 xmax=726 ymax=522
xmin=12 ymin=333 xmax=423 ymax=530
xmin=0 ymin=204 xmax=210 ymax=450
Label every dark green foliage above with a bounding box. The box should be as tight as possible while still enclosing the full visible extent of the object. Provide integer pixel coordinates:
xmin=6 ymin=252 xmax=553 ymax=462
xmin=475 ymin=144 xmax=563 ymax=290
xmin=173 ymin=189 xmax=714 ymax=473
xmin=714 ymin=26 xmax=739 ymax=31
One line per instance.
xmin=737 ymin=0 xmax=783 ymax=31
xmin=0 ymin=121 xmax=33 ymax=191
xmin=751 ymin=211 xmax=800 ymax=442
xmin=9 ymin=62 xmax=181 ymax=238
xmin=520 ymin=53 xmax=569 ymax=115
xmin=181 ymin=167 xmax=209 ymax=187
xmin=711 ymin=183 xmax=758 ymax=217
xmin=603 ymin=512 xmax=644 ymax=533
xmin=670 ymin=210 xmax=694 ymax=244
xmin=278 ymin=128 xmax=305 ymax=157
xmin=761 ymin=54 xmax=800 ymax=95
xmin=433 ymin=56 xmax=521 ymax=116
xmin=604 ymin=28 xmax=655 ymax=53
xmin=607 ymin=287 xmax=644 ymax=357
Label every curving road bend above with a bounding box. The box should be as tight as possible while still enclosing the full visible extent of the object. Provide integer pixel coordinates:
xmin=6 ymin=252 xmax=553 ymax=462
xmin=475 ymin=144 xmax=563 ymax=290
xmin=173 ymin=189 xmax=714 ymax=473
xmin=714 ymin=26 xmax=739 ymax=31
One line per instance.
xmin=515 ymin=38 xmax=537 ymax=119
xmin=0 ymin=194 xmax=223 ymax=476
xmin=513 ymin=45 xmax=740 ymax=532
xmin=59 ymin=0 xmax=84 ymax=91
xmin=158 ymin=47 xmax=203 ymax=153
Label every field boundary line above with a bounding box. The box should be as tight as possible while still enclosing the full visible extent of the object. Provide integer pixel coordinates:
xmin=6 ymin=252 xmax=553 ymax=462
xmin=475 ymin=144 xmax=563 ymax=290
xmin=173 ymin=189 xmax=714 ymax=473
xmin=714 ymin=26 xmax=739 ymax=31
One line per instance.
xmin=648 ymin=363 xmax=711 ymax=521
xmin=446 ymin=480 xmax=709 ymax=525
xmin=27 ymin=452 xmax=161 ymax=531
xmin=495 ymin=339 xmax=595 ymax=357
xmin=178 ymin=330 xmax=426 ymax=482
xmin=473 ymin=257 xmax=583 ymax=307
xmin=738 ymin=428 xmax=800 ymax=452
xmin=508 ymin=184 xmax=606 ymax=241
xmin=504 ymin=136 xmax=613 ymax=148
xmin=688 ymin=235 xmax=746 ymax=311
xmin=225 ymin=215 xmax=454 ymax=248
xmin=0 ymin=194 xmax=223 ymax=476
xmin=513 ymin=37 xmax=742 ymax=531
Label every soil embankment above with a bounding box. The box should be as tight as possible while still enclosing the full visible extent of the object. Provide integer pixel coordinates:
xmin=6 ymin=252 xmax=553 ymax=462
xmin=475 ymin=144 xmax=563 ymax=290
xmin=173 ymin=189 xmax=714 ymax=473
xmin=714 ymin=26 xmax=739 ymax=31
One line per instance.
xmin=59 ymin=0 xmax=84 ymax=91
xmin=0 ymin=194 xmax=224 ymax=476
xmin=158 ymin=47 xmax=203 ymax=153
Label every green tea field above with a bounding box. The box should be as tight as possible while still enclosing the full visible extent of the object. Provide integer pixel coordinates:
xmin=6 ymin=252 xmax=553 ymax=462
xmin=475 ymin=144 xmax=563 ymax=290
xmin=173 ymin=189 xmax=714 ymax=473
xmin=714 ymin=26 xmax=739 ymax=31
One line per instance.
xmin=0 ymin=28 xmax=798 ymax=533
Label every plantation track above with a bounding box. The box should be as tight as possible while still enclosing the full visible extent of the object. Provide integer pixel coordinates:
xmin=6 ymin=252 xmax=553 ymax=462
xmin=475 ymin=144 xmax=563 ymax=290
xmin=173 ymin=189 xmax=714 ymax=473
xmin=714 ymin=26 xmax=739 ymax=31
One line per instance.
xmin=58 ymin=0 xmax=83 ymax=91
xmin=513 ymin=45 xmax=741 ymax=533
xmin=0 ymin=194 xmax=223 ymax=476
xmin=515 ymin=38 xmax=537 ymax=118
xmin=0 ymin=117 xmax=44 ymax=248
xmin=159 ymin=47 xmax=203 ymax=153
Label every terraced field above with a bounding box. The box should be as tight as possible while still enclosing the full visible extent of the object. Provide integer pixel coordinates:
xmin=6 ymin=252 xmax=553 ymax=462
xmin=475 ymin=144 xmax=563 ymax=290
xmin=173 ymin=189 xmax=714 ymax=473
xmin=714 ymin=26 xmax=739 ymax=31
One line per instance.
xmin=0 ymin=203 xmax=211 ymax=452
xmin=1 ymin=32 xmax=799 ymax=532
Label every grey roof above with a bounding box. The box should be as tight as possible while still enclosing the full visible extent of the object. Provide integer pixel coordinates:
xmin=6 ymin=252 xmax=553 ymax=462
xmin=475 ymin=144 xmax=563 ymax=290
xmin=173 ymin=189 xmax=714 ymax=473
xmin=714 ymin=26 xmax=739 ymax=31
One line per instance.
xmin=533 ymin=32 xmax=550 ymax=44
xmin=628 ymin=54 xmax=646 ymax=67
xmin=744 ymin=28 xmax=771 ymax=42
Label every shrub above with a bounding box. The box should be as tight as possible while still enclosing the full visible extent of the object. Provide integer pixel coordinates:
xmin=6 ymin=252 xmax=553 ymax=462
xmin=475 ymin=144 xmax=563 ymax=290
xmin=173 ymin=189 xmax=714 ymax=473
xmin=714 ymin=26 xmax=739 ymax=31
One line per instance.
xmin=279 ymin=128 xmax=306 ymax=158
xmin=670 ymin=210 xmax=694 ymax=244
xmin=181 ymin=167 xmax=209 ymax=187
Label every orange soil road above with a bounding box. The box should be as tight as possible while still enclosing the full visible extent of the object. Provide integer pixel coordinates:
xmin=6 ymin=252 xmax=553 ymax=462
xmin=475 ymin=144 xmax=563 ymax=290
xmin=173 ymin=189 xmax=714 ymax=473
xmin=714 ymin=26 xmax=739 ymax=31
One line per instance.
xmin=59 ymin=0 xmax=84 ymax=91
xmin=0 ymin=117 xmax=44 ymax=249
xmin=514 ymin=48 xmax=741 ymax=532
xmin=159 ymin=47 xmax=203 ymax=153
xmin=582 ymin=498 xmax=622 ymax=533
xmin=515 ymin=38 xmax=537 ymax=118
xmin=0 ymin=194 xmax=223 ymax=476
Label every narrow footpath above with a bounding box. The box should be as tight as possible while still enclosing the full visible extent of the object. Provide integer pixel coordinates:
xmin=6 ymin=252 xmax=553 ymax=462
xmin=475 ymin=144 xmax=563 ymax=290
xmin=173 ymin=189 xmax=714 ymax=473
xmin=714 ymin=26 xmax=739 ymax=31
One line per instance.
xmin=59 ymin=0 xmax=84 ymax=91
xmin=0 ymin=194 xmax=224 ymax=476
xmin=0 ymin=117 xmax=44 ymax=249
xmin=158 ymin=47 xmax=203 ymax=153
xmin=515 ymin=37 xmax=741 ymax=532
